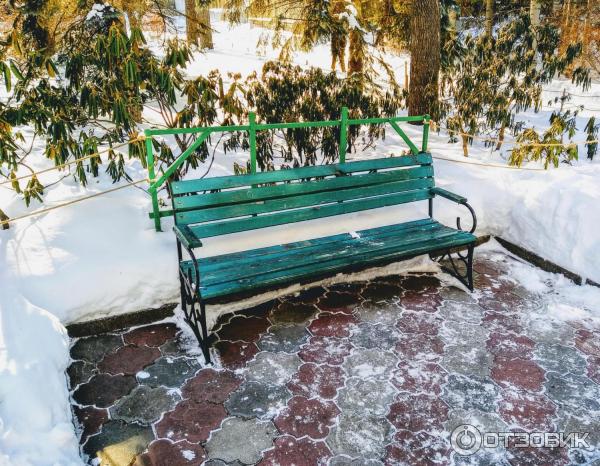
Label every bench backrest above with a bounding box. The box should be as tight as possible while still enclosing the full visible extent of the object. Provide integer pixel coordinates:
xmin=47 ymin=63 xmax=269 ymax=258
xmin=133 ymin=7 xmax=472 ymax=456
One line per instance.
xmin=170 ymin=153 xmax=435 ymax=239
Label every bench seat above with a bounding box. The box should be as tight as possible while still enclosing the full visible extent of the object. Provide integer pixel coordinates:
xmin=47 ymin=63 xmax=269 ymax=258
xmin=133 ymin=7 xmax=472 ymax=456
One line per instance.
xmin=180 ymin=218 xmax=476 ymax=301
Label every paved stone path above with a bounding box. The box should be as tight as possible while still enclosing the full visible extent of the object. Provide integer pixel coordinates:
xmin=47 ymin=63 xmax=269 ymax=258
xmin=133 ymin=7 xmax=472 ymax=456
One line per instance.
xmin=68 ymin=251 xmax=600 ymax=465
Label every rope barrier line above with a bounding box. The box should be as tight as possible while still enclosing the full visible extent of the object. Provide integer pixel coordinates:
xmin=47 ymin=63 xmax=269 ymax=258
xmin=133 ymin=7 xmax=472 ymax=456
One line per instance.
xmin=430 ymin=154 xmax=546 ymax=171
xmin=0 ymin=136 xmax=145 ymax=187
xmin=0 ymin=178 xmax=149 ymax=227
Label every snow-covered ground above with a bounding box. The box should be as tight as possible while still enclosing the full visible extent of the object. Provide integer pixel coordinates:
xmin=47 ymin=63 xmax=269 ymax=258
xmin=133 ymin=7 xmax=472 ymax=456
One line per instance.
xmin=0 ymin=18 xmax=599 ymax=465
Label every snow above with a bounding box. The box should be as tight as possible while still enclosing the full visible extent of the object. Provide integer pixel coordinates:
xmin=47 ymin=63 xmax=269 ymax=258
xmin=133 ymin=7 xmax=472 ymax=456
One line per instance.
xmin=0 ymin=16 xmax=599 ymax=465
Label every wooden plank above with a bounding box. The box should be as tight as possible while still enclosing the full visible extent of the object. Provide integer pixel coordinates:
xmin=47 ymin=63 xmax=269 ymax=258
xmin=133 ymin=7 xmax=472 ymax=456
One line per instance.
xmin=200 ymin=233 xmax=475 ymax=299
xmin=196 ymin=224 xmax=461 ymax=286
xmin=176 ymin=178 xmax=434 ymax=225
xmin=171 ymin=154 xmax=433 ymax=194
xmin=194 ymin=218 xmax=439 ymax=268
xmin=187 ymin=220 xmax=444 ymax=277
xmin=431 ymin=187 xmax=467 ymax=204
xmin=173 ymin=166 xmax=434 ymax=211
xmin=188 ymin=189 xmax=433 ymax=238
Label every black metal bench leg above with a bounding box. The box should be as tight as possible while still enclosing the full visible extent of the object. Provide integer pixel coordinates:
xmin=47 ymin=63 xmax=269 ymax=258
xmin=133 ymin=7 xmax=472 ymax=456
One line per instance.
xmin=430 ymin=243 xmax=475 ymax=291
xmin=179 ymin=272 xmax=213 ymax=365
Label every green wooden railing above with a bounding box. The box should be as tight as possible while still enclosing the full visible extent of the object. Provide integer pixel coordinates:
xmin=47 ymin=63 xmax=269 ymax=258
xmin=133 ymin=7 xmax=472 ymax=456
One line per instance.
xmin=145 ymin=107 xmax=430 ymax=231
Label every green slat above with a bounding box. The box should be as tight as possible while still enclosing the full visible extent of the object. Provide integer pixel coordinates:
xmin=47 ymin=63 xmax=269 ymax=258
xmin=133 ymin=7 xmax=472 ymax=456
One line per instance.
xmin=200 ymin=233 xmax=475 ymax=299
xmin=171 ymin=154 xmax=433 ymax=194
xmin=188 ymin=189 xmax=433 ymax=238
xmin=173 ymin=166 xmax=434 ymax=211
xmin=176 ymin=179 xmax=434 ymax=225
xmin=195 ymin=218 xmax=438 ymax=269
xmin=196 ymin=223 xmax=455 ymax=286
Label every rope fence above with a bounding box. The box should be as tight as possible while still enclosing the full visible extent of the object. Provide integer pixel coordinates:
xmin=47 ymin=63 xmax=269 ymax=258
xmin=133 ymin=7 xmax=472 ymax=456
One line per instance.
xmin=0 ymin=178 xmax=149 ymax=228
xmin=1 ymin=121 xmax=599 ymax=227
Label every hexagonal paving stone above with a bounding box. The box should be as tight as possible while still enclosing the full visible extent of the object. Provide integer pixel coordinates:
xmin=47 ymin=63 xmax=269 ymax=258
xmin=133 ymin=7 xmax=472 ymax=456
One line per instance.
xmin=206 ymin=417 xmax=277 ymax=464
xmin=587 ymin=355 xmax=600 ymax=384
xmin=498 ymin=390 xmax=556 ymax=431
xmin=298 ymin=336 xmax=354 ymax=365
xmin=257 ymin=324 xmax=309 ymax=353
xmin=544 ymin=371 xmax=600 ymax=415
xmin=439 ymin=286 xmax=477 ymax=303
xmin=507 ymin=444 xmax=570 ymax=466
xmin=225 ymin=381 xmax=291 ymax=419
xmin=440 ymin=320 xmax=489 ymax=346
xmin=124 ymin=323 xmax=178 ymax=347
xmin=442 ymin=344 xmax=494 ymax=378
xmin=73 ymin=406 xmax=108 ymax=443
xmin=336 ymin=378 xmax=396 ymax=416
xmin=98 ymin=345 xmax=161 ymax=375
xmin=400 ymin=291 xmax=443 ymax=313
xmin=442 ymin=374 xmax=500 ymax=413
xmin=138 ymin=356 xmax=200 ymax=388
xmin=326 ymin=413 xmax=392 ymax=460
xmin=396 ymin=311 xmax=442 ymax=335
xmin=349 ymin=322 xmax=400 ymax=351
xmin=400 ymin=274 xmax=441 ymax=292
xmin=274 ymin=395 xmax=340 ymax=439
xmin=67 ymin=360 xmax=97 ymax=388
xmin=444 ymin=408 xmax=508 ymax=436
xmin=525 ymin=317 xmax=575 ymax=345
xmin=557 ymin=412 xmax=600 ymax=448
xmin=392 ymin=361 xmax=447 ymax=395
xmin=361 ymin=281 xmax=404 ymax=302
xmin=243 ymin=352 xmax=302 ymax=385
xmin=342 ymin=348 xmax=397 ymax=380
xmin=287 ymin=363 xmax=344 ymax=399
xmin=438 ymin=301 xmax=484 ymax=324
xmin=110 ymin=385 xmax=180 ymax=425
xmin=73 ymin=373 xmax=137 ymax=408
xmin=155 ymin=399 xmax=226 ymax=443
xmin=394 ymin=332 xmax=445 ymax=362
xmin=386 ymin=429 xmax=450 ymax=466
xmin=285 ymin=286 xmax=327 ymax=305
xmin=214 ymin=341 xmax=259 ymax=369
xmin=354 ymin=300 xmax=401 ymax=326
xmin=217 ymin=315 xmax=271 ymax=343
xmin=490 ymin=356 xmax=546 ymax=392
xmin=70 ymin=334 xmax=123 ymax=363
xmin=134 ymin=439 xmax=207 ymax=466
xmin=482 ymin=312 xmax=524 ymax=334
xmin=388 ymin=393 xmax=449 ymax=431
xmin=259 ymin=435 xmax=332 ymax=465
xmin=308 ymin=313 xmax=358 ymax=337
xmin=533 ymin=343 xmax=587 ymax=375
xmin=317 ymin=291 xmax=362 ymax=313
xmin=329 ymin=456 xmax=383 ymax=466
xmin=182 ymin=368 xmax=242 ymax=404
xmin=83 ymin=421 xmax=154 ymax=465
xmin=487 ymin=332 xmax=536 ymax=360
xmin=575 ymin=329 xmax=600 ymax=357
xmin=270 ymin=301 xmax=318 ymax=325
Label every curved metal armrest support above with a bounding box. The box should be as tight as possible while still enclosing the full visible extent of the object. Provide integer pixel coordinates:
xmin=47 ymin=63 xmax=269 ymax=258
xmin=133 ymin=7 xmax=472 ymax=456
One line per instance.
xmin=431 ymin=188 xmax=477 ymax=234
xmin=175 ymin=235 xmax=202 ymax=295
xmin=456 ymin=201 xmax=477 ymax=234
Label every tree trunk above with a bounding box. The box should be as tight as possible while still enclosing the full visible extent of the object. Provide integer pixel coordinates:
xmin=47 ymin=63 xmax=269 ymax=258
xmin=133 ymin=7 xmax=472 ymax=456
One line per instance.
xmin=408 ymin=0 xmax=440 ymax=120
xmin=199 ymin=7 xmax=213 ymax=49
xmin=347 ymin=29 xmax=365 ymax=74
xmin=461 ymin=134 xmax=469 ymax=157
xmin=185 ymin=0 xmax=200 ymax=46
xmin=495 ymin=124 xmax=506 ymax=151
xmin=485 ymin=0 xmax=494 ymax=36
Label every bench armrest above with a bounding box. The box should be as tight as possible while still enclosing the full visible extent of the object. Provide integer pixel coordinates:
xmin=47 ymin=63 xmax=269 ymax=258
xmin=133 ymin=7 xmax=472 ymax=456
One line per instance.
xmin=173 ymin=224 xmax=203 ymax=249
xmin=430 ymin=187 xmax=467 ymax=204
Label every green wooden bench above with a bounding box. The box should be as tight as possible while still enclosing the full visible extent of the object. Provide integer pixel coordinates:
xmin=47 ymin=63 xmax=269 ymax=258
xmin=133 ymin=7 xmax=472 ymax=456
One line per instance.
xmin=168 ymin=153 xmax=477 ymax=363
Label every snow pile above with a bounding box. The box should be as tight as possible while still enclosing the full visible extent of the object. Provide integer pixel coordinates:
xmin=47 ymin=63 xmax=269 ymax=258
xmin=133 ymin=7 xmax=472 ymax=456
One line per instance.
xmin=0 ymin=290 xmax=81 ymax=466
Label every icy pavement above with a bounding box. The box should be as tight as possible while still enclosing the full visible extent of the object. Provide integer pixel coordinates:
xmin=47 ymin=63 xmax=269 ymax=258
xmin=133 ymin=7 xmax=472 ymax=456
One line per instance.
xmin=68 ymin=251 xmax=600 ymax=465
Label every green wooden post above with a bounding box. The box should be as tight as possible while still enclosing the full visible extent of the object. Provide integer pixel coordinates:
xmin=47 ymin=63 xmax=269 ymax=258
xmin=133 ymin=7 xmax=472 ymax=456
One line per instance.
xmin=339 ymin=106 xmax=348 ymax=163
xmin=249 ymin=112 xmax=257 ymax=174
xmin=145 ymin=131 xmax=162 ymax=231
xmin=422 ymin=115 xmax=430 ymax=153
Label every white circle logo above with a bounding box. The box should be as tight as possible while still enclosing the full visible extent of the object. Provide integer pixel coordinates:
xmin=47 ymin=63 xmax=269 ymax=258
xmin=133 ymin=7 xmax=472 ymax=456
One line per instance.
xmin=450 ymin=424 xmax=482 ymax=456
